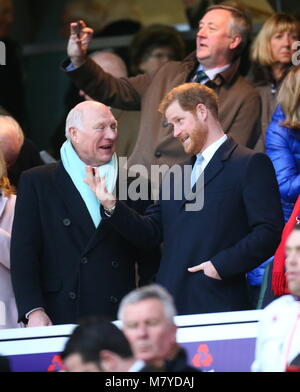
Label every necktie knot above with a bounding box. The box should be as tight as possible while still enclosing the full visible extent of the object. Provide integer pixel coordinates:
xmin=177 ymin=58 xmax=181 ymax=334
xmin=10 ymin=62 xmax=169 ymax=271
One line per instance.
xmin=196 ymin=154 xmax=204 ymax=163
xmin=193 ymin=70 xmax=209 ymax=84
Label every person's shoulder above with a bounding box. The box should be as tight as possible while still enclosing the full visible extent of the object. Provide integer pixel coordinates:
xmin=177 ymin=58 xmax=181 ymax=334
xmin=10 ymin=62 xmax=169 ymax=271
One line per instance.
xmin=230 ymin=143 xmax=273 ymax=172
xmin=233 ymin=142 xmax=268 ymax=159
xmin=234 ymin=74 xmax=260 ymax=97
xmin=230 ymin=141 xmax=258 ymax=160
xmin=20 ymin=162 xmax=59 ymax=181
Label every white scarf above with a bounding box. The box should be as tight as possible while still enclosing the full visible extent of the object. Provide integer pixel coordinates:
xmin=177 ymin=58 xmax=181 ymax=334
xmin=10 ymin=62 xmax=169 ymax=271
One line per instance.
xmin=60 ymin=140 xmax=118 ymax=228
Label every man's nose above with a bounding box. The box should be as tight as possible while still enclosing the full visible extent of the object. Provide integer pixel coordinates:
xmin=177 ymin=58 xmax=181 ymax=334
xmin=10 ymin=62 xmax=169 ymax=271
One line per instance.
xmin=136 ymin=325 xmax=148 ymax=338
xmin=173 ymin=126 xmax=182 ymax=138
xmin=197 ymin=26 xmax=207 ymax=38
xmin=106 ymin=128 xmax=117 ymax=139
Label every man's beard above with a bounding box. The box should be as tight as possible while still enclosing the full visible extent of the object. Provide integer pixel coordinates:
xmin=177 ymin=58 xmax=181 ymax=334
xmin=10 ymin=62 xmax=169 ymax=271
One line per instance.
xmin=186 ymin=121 xmax=208 ymax=155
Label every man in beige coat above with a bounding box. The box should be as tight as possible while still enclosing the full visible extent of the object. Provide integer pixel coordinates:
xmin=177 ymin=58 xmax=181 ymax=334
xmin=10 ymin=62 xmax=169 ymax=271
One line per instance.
xmin=63 ymin=5 xmax=261 ymax=180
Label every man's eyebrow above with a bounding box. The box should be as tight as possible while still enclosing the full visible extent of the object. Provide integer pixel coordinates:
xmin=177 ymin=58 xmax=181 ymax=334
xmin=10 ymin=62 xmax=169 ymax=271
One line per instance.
xmin=199 ymin=21 xmax=217 ymax=27
xmin=167 ymin=114 xmax=180 ymax=122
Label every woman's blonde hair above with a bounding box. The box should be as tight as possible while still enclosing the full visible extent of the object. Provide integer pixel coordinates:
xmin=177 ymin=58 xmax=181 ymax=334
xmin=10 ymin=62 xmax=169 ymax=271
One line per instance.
xmin=277 ymin=66 xmax=300 ymax=129
xmin=0 ymin=148 xmax=14 ymax=197
xmin=251 ymin=13 xmax=300 ymax=66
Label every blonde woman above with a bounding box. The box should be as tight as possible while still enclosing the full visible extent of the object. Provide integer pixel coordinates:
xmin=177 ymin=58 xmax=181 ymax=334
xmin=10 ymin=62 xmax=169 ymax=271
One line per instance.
xmin=266 ymin=66 xmax=300 ymax=223
xmin=248 ymin=13 xmax=300 ymax=150
xmin=0 ymin=149 xmax=19 ymax=329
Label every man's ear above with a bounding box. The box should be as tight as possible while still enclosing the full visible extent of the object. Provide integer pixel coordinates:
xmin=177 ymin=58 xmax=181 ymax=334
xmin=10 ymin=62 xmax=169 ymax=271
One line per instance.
xmin=229 ymin=34 xmax=242 ymax=50
xmin=196 ymin=103 xmax=208 ymax=121
xmin=69 ymin=126 xmax=79 ymax=143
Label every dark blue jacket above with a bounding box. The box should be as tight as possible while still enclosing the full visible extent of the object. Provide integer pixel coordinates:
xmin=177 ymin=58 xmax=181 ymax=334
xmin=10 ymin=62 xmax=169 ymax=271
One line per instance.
xmin=105 ymin=138 xmax=284 ymax=314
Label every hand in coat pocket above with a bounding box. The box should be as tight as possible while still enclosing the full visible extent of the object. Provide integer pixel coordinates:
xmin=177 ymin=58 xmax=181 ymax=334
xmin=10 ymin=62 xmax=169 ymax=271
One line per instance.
xmin=188 ymin=261 xmax=221 ymax=280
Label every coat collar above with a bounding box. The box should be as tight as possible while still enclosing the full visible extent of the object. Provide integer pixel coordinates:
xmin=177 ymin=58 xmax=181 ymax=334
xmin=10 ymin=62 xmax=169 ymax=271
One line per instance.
xmin=179 ymin=137 xmax=238 ymax=208
xmin=182 ymin=51 xmax=241 ymax=88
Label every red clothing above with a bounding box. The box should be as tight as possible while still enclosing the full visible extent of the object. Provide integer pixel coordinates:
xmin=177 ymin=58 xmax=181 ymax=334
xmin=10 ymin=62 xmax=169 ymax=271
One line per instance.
xmin=272 ymin=195 xmax=300 ymax=296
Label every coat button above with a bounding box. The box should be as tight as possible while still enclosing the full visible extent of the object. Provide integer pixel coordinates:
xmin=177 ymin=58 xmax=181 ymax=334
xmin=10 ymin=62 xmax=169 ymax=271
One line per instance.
xmin=155 ymin=151 xmax=162 ymax=158
xmin=69 ymin=292 xmax=76 ymax=300
xmin=63 ymin=218 xmax=71 ymax=226
xmin=110 ymin=296 xmax=118 ymax=304
xmin=81 ymin=257 xmax=88 ymax=264
xmin=112 ymin=261 xmax=119 ymax=268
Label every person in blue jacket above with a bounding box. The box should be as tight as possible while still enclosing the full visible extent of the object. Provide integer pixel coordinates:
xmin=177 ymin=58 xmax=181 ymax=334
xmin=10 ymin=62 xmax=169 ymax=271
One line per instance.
xmin=266 ymin=66 xmax=300 ymax=223
xmin=251 ymin=65 xmax=300 ymax=307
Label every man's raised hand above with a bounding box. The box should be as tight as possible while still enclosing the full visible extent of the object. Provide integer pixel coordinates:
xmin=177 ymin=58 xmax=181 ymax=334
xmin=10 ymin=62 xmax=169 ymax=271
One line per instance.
xmin=67 ymin=20 xmax=94 ymax=68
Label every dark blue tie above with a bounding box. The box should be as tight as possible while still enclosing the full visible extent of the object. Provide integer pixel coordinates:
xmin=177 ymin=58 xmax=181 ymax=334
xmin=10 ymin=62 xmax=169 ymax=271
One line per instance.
xmin=193 ymin=70 xmax=209 ymax=84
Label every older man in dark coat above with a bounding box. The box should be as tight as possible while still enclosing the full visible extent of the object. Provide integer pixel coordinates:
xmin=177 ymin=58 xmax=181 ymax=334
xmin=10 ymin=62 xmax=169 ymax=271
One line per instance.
xmin=11 ymin=101 xmax=160 ymax=326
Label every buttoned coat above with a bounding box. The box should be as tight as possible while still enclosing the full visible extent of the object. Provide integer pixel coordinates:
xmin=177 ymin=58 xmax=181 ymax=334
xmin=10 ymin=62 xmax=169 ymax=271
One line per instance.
xmin=104 ymin=138 xmax=284 ymax=314
xmin=10 ymin=162 xmax=160 ymax=324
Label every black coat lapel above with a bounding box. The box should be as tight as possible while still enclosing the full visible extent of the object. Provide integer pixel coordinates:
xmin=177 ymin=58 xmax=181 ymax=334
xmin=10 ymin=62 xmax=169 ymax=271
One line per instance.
xmin=54 ymin=162 xmax=95 ymax=238
xmin=80 ymin=165 xmax=130 ymax=253
xmin=180 ymin=138 xmax=238 ymax=208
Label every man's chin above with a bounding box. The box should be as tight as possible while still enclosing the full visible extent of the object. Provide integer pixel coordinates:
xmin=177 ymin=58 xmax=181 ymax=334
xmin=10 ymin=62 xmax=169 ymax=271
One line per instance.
xmin=183 ymin=145 xmax=197 ymax=156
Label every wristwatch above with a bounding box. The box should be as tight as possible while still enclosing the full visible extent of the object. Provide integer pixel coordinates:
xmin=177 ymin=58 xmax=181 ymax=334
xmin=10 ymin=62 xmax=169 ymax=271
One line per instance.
xmin=104 ymin=203 xmax=116 ymax=216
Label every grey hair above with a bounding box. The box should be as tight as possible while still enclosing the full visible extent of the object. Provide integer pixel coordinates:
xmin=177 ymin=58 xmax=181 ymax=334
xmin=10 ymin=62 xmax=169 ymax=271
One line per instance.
xmin=0 ymin=115 xmax=24 ymax=146
xmin=117 ymin=284 xmax=177 ymax=323
xmin=206 ymin=4 xmax=252 ymax=55
xmin=65 ymin=106 xmax=84 ymax=139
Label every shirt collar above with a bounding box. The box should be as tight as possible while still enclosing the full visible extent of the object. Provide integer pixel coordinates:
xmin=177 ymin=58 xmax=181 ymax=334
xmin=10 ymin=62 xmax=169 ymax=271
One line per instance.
xmin=197 ymin=63 xmax=231 ymax=81
xmin=197 ymin=134 xmax=228 ymax=165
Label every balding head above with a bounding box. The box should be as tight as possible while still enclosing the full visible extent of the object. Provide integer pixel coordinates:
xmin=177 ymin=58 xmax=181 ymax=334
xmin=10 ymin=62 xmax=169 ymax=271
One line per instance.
xmin=91 ymin=51 xmax=127 ymax=78
xmin=65 ymin=101 xmax=112 ymax=138
xmin=79 ymin=51 xmax=128 ymax=101
xmin=0 ymin=115 xmax=24 ymax=167
xmin=65 ymin=101 xmax=118 ymax=166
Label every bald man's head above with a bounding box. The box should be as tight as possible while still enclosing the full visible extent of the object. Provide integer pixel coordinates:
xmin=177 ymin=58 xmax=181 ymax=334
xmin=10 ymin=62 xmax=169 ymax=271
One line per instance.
xmin=0 ymin=115 xmax=24 ymax=167
xmin=91 ymin=51 xmax=127 ymax=78
xmin=79 ymin=51 xmax=128 ymax=101
xmin=65 ymin=101 xmax=118 ymax=167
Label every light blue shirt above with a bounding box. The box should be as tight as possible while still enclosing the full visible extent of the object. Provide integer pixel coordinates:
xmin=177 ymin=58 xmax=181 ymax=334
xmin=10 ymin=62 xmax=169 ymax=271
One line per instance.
xmin=191 ymin=135 xmax=228 ymax=187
